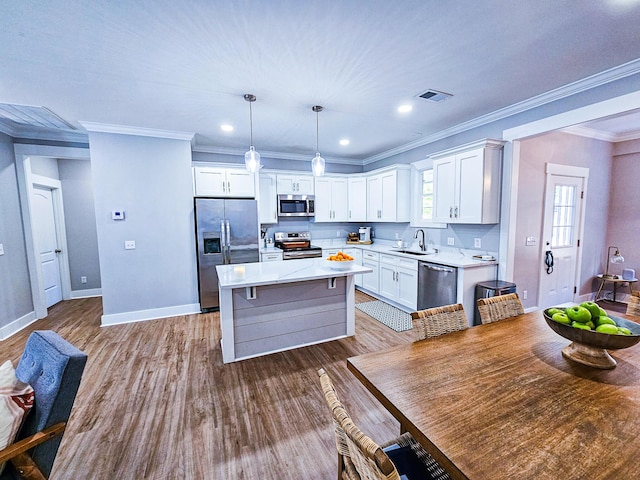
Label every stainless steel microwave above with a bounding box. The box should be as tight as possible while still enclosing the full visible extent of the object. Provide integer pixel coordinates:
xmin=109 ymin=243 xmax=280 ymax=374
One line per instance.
xmin=277 ymin=194 xmax=315 ymax=217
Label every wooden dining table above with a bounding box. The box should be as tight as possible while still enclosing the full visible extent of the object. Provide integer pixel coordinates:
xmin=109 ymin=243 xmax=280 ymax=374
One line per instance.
xmin=347 ymin=310 xmax=640 ymax=480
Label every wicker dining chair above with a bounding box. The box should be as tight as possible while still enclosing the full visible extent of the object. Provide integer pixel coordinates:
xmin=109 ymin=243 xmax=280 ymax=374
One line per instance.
xmin=476 ymin=292 xmax=524 ymax=325
xmin=318 ymin=368 xmax=451 ymax=480
xmin=410 ymin=303 xmax=468 ymax=341
xmin=627 ymin=291 xmax=640 ymax=316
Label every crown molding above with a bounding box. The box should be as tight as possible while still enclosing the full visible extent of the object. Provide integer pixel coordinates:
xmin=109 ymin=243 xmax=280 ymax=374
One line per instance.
xmin=363 ymin=58 xmax=640 ymax=164
xmin=80 ymin=121 xmax=195 ymax=142
xmin=560 ymin=125 xmax=619 ymax=142
xmin=192 ymin=143 xmax=363 ymax=165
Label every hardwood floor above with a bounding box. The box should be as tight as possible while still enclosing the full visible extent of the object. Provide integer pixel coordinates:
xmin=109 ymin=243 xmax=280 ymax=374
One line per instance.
xmin=2 ymin=292 xmax=414 ymax=479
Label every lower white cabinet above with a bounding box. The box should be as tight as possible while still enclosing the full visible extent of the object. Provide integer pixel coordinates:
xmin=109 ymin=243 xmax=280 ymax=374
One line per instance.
xmin=361 ymin=251 xmax=380 ymax=294
xmin=260 ymin=250 xmax=283 ymax=262
xmin=379 ymin=254 xmax=418 ymax=309
xmin=351 ymin=248 xmax=363 ymax=287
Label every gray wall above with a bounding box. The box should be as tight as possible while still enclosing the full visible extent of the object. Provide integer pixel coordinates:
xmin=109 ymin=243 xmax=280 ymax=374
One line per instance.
xmin=88 ymin=132 xmax=197 ymax=316
xmin=514 ymin=131 xmax=613 ymax=309
xmin=0 ymin=133 xmax=33 ymax=329
xmin=58 ymin=159 xmax=101 ymax=291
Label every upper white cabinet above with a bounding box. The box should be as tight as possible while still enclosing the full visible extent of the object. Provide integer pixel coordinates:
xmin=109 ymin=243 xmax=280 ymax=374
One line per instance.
xmin=432 ymin=139 xmax=503 ymax=224
xmin=194 ymin=166 xmax=255 ymax=198
xmin=314 ymin=176 xmax=348 ymax=222
xmin=366 ymin=166 xmax=410 ymax=222
xmin=348 ymin=176 xmax=367 ymax=222
xmin=258 ymin=173 xmax=278 ymax=224
xmin=276 ymin=174 xmax=314 ymax=195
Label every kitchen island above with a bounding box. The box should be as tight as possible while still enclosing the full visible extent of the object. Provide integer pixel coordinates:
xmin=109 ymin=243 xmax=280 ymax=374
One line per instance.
xmin=216 ymin=258 xmax=372 ymax=363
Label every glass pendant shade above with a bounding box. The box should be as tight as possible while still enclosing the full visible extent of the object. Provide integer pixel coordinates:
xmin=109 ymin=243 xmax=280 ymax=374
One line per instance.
xmin=312 ymin=152 xmax=325 ymax=176
xmin=245 ymin=146 xmax=261 ymax=173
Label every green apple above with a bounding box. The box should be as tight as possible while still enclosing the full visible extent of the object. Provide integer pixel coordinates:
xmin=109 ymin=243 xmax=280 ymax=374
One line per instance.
xmin=595 ymin=316 xmax=616 ymax=327
xmin=598 ymin=307 xmax=608 ymax=317
xmin=551 ymin=312 xmax=571 ymax=325
xmin=566 ymin=305 xmax=592 ymax=324
xmin=572 ymin=321 xmax=592 ymax=330
xmin=580 ymin=301 xmax=601 ymax=320
xmin=595 ymin=324 xmax=619 ymax=335
xmin=547 ymin=307 xmax=564 ymax=317
xmin=617 ymin=327 xmax=632 ymax=336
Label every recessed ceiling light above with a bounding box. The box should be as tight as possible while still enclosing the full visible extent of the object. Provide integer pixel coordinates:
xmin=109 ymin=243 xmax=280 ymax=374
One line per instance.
xmin=220 ymin=124 xmax=234 ymax=132
xmin=397 ymin=104 xmax=413 ymax=113
xmin=339 ymin=139 xmax=350 ymax=146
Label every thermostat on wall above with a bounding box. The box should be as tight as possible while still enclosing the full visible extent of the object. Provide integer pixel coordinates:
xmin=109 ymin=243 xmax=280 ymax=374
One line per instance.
xmin=111 ymin=210 xmax=125 ymax=220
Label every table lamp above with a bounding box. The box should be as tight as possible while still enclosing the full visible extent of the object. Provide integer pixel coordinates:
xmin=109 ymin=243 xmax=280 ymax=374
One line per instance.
xmin=603 ymin=246 xmax=624 ymax=279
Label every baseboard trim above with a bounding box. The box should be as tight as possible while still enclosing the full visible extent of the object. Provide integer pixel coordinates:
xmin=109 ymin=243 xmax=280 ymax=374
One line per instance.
xmin=71 ymin=288 xmax=102 ymax=299
xmin=0 ymin=311 xmax=38 ymax=340
xmin=101 ymin=303 xmax=201 ymax=327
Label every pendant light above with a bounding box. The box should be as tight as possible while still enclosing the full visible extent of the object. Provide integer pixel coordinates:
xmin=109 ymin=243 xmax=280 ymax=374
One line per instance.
xmin=244 ymin=94 xmax=261 ymax=173
xmin=311 ymin=105 xmax=325 ymax=176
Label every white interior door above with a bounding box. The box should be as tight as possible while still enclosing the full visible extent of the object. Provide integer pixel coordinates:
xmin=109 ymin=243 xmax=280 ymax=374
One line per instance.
xmin=31 ymin=186 xmax=63 ymax=307
xmin=538 ymin=174 xmax=585 ymax=308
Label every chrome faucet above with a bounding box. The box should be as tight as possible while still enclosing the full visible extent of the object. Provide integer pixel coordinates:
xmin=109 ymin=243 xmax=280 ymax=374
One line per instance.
xmin=414 ymin=229 xmax=426 ymax=251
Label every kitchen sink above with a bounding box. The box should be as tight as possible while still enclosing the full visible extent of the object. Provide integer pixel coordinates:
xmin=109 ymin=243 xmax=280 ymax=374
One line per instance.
xmin=393 ymin=249 xmax=432 ymax=256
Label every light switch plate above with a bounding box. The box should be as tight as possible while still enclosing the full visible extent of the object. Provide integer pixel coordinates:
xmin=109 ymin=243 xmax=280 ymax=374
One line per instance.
xmin=526 ymin=236 xmax=537 ymax=246
xmin=0 ymin=243 xmax=4 ymax=255
xmin=124 ymin=240 xmax=136 ymax=250
xmin=474 ymin=238 xmax=481 ymax=248
xmin=447 ymin=237 xmax=455 ymax=246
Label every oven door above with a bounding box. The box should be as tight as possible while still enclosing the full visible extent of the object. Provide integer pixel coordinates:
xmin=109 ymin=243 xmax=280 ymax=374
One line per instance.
xmin=278 ymin=195 xmax=315 ymax=217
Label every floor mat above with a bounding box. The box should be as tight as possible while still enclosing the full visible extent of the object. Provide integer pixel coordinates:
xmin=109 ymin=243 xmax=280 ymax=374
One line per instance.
xmin=355 ymin=300 xmax=413 ymax=332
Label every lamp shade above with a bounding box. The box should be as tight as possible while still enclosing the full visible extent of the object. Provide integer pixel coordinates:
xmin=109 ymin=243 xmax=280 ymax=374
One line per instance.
xmin=312 ymin=152 xmax=325 ymax=176
xmin=245 ymin=146 xmax=261 ymax=173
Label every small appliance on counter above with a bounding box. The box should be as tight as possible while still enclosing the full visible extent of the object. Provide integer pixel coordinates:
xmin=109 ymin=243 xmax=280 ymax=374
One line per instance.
xmin=359 ymin=226 xmax=372 ymax=243
xmin=348 ymin=232 xmax=359 ymax=242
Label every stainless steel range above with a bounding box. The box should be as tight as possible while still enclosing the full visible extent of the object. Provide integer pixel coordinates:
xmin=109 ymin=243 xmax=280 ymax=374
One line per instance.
xmin=274 ymin=231 xmax=323 ymax=260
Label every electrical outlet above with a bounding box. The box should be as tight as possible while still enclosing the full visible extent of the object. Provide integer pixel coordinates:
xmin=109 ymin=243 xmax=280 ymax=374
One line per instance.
xmin=523 ymin=290 xmax=528 ymax=300
xmin=371 ymin=230 xmax=375 ymax=238
xmin=336 ymin=230 xmax=340 ymax=237
xmin=447 ymin=237 xmax=454 ymax=246
xmin=474 ymin=238 xmax=481 ymax=248
xmin=0 ymin=243 xmax=4 ymax=255
xmin=81 ymin=276 xmax=87 ymax=284
xmin=124 ymin=240 xmax=136 ymax=250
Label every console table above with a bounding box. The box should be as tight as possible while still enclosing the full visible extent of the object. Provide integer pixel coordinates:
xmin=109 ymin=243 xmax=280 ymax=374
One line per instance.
xmin=594 ymin=274 xmax=637 ymax=302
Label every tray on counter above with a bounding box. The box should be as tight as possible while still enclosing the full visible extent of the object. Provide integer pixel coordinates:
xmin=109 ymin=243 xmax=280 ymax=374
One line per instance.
xmin=346 ymin=240 xmax=373 ymax=245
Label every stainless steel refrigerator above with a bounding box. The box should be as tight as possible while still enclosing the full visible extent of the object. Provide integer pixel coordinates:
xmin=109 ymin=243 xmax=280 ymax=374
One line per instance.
xmin=195 ymin=197 xmax=260 ymax=311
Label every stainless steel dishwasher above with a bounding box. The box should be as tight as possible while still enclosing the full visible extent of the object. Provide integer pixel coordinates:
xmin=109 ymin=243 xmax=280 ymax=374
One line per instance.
xmin=417 ymin=261 xmax=457 ymax=310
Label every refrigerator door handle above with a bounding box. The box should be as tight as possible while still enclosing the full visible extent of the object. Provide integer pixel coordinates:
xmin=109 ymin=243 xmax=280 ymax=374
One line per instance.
xmin=226 ymin=220 xmax=231 ymax=262
xmin=220 ymin=220 xmax=227 ymax=263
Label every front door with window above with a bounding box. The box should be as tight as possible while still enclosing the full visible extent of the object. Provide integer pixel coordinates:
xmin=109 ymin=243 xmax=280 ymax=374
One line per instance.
xmin=538 ymin=173 xmax=585 ymax=308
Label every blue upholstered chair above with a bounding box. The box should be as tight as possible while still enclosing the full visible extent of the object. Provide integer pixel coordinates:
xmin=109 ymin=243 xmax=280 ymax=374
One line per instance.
xmin=0 ymin=331 xmax=87 ymax=480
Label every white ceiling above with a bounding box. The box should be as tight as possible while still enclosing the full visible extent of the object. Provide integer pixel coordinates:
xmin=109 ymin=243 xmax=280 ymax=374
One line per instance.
xmin=1 ymin=0 xmax=640 ymax=163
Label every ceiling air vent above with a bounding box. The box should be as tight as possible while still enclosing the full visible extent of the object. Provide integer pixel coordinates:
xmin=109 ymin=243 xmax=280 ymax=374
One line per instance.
xmin=417 ymin=89 xmax=453 ymax=103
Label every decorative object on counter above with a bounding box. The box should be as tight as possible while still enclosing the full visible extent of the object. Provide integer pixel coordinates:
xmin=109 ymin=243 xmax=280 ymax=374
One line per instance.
xmin=326 ymin=251 xmax=355 ymax=270
xmin=243 ymin=94 xmax=261 ymax=173
xmin=356 ymin=300 xmax=412 ymax=332
xmin=410 ymin=303 xmax=468 ymax=340
xmin=543 ymin=306 xmax=640 ymax=369
xmin=472 ymin=254 xmax=495 ymax=261
xmin=347 ymin=232 xmax=359 ymax=242
xmin=311 ymin=105 xmax=325 ymax=176
xmin=603 ymin=245 xmax=625 ymax=279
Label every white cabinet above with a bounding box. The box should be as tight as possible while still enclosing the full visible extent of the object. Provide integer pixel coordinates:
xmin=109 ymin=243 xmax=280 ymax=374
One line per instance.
xmin=378 ymin=254 xmax=418 ymax=309
xmin=361 ymin=251 xmax=380 ymax=294
xmin=276 ymin=174 xmax=314 ymax=195
xmin=315 ymin=176 xmax=348 ymax=222
xmin=432 ymin=140 xmax=503 ymax=224
xmin=194 ymin=166 xmax=255 ymax=198
xmin=366 ymin=167 xmax=410 ymax=222
xmin=348 ymin=176 xmax=367 ymax=222
xmin=351 ymin=248 xmax=364 ymax=287
xmin=258 ymin=173 xmax=278 ymax=224
xmin=260 ymin=250 xmax=283 ymax=262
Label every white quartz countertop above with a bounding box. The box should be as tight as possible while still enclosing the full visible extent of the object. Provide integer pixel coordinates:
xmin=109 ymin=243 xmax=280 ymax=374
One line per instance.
xmin=312 ymin=239 xmax=497 ymax=269
xmin=217 ymin=257 xmax=372 ymax=289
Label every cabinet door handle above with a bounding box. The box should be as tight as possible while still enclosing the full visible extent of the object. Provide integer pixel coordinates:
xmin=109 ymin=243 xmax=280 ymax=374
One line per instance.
xmin=449 ymin=206 xmax=453 ymax=218
xmin=227 ymin=181 xmax=231 ymax=193
xmin=454 ymin=206 xmax=458 ymax=218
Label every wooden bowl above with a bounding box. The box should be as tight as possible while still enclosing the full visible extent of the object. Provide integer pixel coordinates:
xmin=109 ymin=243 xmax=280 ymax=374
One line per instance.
xmin=543 ymin=308 xmax=640 ymax=369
